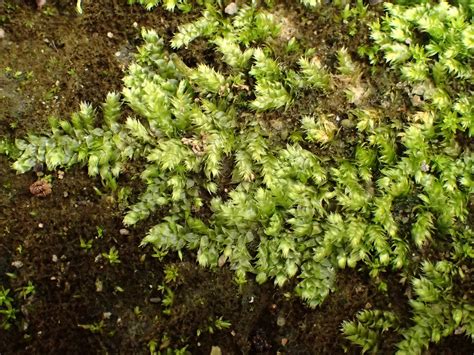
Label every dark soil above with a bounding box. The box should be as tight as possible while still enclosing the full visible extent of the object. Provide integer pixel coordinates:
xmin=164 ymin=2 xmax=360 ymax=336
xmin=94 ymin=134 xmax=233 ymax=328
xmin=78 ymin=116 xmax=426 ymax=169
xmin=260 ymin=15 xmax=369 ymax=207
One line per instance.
xmin=1 ymin=0 xmax=473 ymax=354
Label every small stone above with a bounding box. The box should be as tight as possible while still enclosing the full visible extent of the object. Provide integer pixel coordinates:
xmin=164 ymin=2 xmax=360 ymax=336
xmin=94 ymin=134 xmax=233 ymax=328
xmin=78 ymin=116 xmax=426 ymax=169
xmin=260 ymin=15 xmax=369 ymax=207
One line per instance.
xmin=103 ymin=312 xmax=112 ymax=319
xmin=0 ymin=28 xmax=5 ymax=39
xmin=11 ymin=261 xmax=23 ymax=269
xmin=150 ymin=297 xmax=161 ymax=303
xmin=224 ymin=2 xmax=238 ymax=15
xmin=95 ymin=278 xmax=103 ymax=292
xmin=281 ymin=338 xmax=288 ymax=346
xmin=52 ymin=255 xmax=58 ymax=263
xmin=218 ymin=254 xmax=227 ymax=267
xmin=38 ymin=223 xmax=44 ymax=229
xmin=420 ymin=161 xmax=430 ymax=172
xmin=57 ymin=171 xmax=64 ymax=180
xmin=277 ymin=315 xmax=286 ymax=327
xmin=36 ymin=0 xmax=46 ymax=10
xmin=119 ymin=228 xmax=130 ymax=236
xmin=63 ymin=191 xmax=69 ymax=198
xmin=411 ymin=95 xmax=423 ymax=107
xmin=210 ymin=346 xmax=222 ymax=355
xmin=132 ymin=22 xmax=138 ymax=28
xmin=107 ymin=32 xmax=114 ymax=38
xmin=115 ymin=51 xmax=121 ymax=57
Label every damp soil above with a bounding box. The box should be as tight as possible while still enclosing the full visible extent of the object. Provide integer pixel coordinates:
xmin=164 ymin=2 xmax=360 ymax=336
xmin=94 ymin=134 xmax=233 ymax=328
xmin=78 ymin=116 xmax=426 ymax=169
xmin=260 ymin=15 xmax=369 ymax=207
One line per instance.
xmin=0 ymin=0 xmax=473 ymax=354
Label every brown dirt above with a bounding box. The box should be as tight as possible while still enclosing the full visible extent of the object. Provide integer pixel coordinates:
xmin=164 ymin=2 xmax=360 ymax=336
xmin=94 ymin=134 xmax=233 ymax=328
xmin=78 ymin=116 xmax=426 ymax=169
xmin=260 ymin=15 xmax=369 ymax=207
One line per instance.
xmin=0 ymin=0 xmax=473 ymax=354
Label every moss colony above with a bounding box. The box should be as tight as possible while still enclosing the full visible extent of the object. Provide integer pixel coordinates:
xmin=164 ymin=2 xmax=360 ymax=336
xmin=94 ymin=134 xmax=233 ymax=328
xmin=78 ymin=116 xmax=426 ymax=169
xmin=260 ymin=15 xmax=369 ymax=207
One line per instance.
xmin=1 ymin=0 xmax=473 ymax=353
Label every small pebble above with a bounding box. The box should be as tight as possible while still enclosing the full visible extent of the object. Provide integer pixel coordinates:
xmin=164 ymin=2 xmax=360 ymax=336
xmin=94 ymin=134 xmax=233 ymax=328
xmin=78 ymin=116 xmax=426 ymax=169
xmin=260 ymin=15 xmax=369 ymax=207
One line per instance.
xmin=52 ymin=255 xmax=58 ymax=263
xmin=107 ymin=32 xmax=114 ymax=38
xmin=0 ymin=28 xmax=5 ymax=39
xmin=132 ymin=22 xmax=138 ymax=28
xmin=119 ymin=228 xmax=130 ymax=236
xmin=224 ymin=2 xmax=238 ymax=15
xmin=150 ymin=297 xmax=161 ymax=303
xmin=38 ymin=223 xmax=44 ymax=229
xmin=103 ymin=312 xmax=112 ymax=319
xmin=11 ymin=261 xmax=24 ymax=269
xmin=281 ymin=338 xmax=288 ymax=346
xmin=36 ymin=0 xmax=46 ymax=10
xmin=411 ymin=95 xmax=423 ymax=107
xmin=218 ymin=254 xmax=227 ymax=267
xmin=421 ymin=161 xmax=430 ymax=172
xmin=63 ymin=191 xmax=69 ymax=198
xmin=277 ymin=315 xmax=286 ymax=327
xmin=96 ymin=279 xmax=103 ymax=292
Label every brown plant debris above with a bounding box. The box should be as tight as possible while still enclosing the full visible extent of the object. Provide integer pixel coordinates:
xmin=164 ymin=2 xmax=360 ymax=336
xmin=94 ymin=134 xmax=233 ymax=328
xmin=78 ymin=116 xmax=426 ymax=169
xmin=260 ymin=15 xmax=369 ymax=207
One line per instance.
xmin=29 ymin=179 xmax=52 ymax=197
